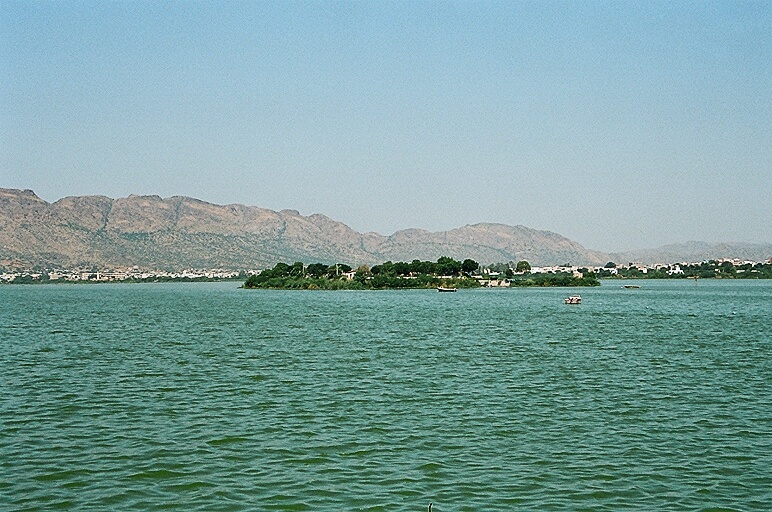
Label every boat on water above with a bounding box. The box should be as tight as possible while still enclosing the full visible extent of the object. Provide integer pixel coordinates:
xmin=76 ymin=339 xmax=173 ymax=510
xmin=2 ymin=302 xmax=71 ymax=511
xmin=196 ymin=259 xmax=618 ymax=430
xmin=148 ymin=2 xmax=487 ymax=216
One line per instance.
xmin=437 ymin=286 xmax=457 ymax=292
xmin=564 ymin=295 xmax=581 ymax=304
xmin=623 ymin=285 xmax=641 ymax=289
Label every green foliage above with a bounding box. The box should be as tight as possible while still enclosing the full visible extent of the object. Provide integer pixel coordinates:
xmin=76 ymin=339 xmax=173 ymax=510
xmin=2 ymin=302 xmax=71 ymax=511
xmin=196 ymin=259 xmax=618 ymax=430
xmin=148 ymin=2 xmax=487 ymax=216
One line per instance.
xmin=243 ymin=256 xmax=601 ymax=289
xmin=305 ymin=263 xmax=328 ymax=278
xmin=509 ymin=272 xmax=600 ymax=287
xmin=245 ymin=258 xmax=772 ymax=290
xmin=643 ymin=268 xmax=670 ymax=279
xmin=243 ymin=257 xmax=479 ymax=290
xmin=462 ymin=258 xmax=479 ymax=274
xmin=370 ymin=257 xmax=467 ymax=278
xmin=436 ymin=256 xmax=462 ymax=276
xmin=6 ymin=274 xmax=37 ymax=284
xmin=334 ymin=263 xmax=352 ymax=274
xmin=290 ymin=262 xmax=304 ymax=277
xmin=485 ymin=262 xmax=511 ymax=273
xmin=271 ymin=262 xmax=291 ymax=277
xmin=411 ymin=259 xmax=434 ymax=275
xmin=718 ymin=261 xmax=736 ymax=276
xmin=515 ymin=260 xmax=531 ymax=273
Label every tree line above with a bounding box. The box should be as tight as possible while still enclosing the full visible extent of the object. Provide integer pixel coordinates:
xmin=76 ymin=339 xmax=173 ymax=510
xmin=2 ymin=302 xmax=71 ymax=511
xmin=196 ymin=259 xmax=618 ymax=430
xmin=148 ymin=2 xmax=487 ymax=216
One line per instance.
xmin=243 ymin=257 xmax=483 ymax=289
xmin=243 ymin=257 xmax=600 ymax=289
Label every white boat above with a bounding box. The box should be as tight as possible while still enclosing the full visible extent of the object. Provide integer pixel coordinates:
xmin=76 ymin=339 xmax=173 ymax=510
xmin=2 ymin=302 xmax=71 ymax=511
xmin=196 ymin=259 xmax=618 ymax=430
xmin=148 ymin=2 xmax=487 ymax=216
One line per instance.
xmin=437 ymin=286 xmax=457 ymax=292
xmin=564 ymin=295 xmax=581 ymax=304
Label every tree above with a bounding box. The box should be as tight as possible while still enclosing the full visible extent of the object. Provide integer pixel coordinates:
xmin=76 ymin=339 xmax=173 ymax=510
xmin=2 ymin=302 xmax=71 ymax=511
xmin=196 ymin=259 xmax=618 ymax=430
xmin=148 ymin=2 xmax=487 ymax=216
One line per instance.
xmin=372 ymin=261 xmax=393 ymax=275
xmin=515 ymin=260 xmax=531 ymax=273
xmin=354 ymin=265 xmax=371 ymax=283
xmin=410 ymin=259 xmax=435 ymax=275
xmin=306 ymin=263 xmax=328 ymax=278
xmin=271 ymin=262 xmax=290 ymax=277
xmin=486 ymin=262 xmax=509 ymax=273
xmin=333 ymin=263 xmax=352 ymax=275
xmin=719 ymin=261 xmax=736 ymax=276
xmin=625 ymin=266 xmax=642 ymax=277
xmin=604 ymin=261 xmax=617 ymax=268
xmin=393 ymin=261 xmax=410 ymax=276
xmin=462 ymin=258 xmax=479 ymax=274
xmin=436 ymin=256 xmax=462 ymax=276
xmin=244 ymin=274 xmax=261 ymax=288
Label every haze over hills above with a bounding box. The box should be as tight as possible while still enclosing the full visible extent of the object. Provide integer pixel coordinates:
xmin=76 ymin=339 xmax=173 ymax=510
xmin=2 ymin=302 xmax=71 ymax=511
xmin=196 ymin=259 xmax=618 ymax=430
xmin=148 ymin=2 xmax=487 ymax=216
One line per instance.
xmin=1 ymin=188 xmax=769 ymax=271
xmin=609 ymin=242 xmax=772 ymax=267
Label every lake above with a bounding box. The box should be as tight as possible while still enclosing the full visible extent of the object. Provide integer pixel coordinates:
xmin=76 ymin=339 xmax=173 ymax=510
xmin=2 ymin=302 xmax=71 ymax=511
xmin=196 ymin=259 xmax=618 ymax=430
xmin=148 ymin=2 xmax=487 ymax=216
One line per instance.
xmin=1 ymin=280 xmax=770 ymax=511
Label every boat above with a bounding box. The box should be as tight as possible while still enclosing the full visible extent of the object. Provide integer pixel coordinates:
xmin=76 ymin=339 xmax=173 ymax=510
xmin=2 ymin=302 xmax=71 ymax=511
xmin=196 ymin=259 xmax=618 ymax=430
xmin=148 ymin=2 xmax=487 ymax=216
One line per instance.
xmin=437 ymin=286 xmax=457 ymax=292
xmin=564 ymin=295 xmax=581 ymax=304
xmin=623 ymin=285 xmax=641 ymax=289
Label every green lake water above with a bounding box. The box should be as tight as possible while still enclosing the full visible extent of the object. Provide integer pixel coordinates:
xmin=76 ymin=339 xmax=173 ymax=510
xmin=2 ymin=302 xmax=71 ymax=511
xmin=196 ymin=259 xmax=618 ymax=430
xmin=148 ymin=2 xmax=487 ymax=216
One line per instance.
xmin=1 ymin=280 xmax=770 ymax=511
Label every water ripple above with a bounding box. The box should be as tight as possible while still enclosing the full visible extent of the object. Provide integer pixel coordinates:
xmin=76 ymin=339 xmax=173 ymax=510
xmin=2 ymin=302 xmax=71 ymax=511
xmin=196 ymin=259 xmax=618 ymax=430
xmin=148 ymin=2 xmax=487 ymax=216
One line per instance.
xmin=1 ymin=281 xmax=770 ymax=510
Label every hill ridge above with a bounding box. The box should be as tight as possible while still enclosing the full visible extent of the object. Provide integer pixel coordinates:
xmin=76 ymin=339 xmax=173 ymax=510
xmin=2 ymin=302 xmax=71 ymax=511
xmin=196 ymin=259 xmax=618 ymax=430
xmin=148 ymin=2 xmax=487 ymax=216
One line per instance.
xmin=1 ymin=188 xmax=769 ymax=269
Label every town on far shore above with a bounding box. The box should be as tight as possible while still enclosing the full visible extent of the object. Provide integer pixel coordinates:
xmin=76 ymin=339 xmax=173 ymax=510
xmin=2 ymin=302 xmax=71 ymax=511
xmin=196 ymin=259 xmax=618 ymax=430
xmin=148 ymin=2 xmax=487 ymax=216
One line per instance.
xmin=0 ymin=267 xmax=247 ymax=284
xmin=3 ymin=257 xmax=771 ymax=285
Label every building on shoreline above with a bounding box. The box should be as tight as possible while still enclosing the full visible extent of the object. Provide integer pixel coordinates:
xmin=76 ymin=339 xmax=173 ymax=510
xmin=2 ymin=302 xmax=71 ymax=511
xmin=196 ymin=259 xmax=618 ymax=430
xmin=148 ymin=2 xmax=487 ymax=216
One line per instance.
xmin=1 ymin=268 xmax=244 ymax=283
xmin=2 ymin=258 xmax=771 ymax=283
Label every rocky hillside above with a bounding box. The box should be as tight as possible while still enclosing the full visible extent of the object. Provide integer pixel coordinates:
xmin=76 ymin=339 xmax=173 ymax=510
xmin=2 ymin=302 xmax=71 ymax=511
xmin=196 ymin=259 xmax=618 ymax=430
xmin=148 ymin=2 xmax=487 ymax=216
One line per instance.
xmin=0 ymin=188 xmax=609 ymax=270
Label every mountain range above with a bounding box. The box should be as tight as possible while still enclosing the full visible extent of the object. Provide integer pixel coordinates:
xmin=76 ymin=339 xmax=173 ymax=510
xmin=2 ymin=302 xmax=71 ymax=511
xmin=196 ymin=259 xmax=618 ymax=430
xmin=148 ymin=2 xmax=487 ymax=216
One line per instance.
xmin=1 ymin=188 xmax=769 ymax=270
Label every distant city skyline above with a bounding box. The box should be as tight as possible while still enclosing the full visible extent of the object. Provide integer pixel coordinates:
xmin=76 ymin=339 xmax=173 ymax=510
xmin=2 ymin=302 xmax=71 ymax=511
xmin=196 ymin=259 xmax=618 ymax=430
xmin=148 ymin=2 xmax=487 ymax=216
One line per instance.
xmin=2 ymin=1 xmax=770 ymax=252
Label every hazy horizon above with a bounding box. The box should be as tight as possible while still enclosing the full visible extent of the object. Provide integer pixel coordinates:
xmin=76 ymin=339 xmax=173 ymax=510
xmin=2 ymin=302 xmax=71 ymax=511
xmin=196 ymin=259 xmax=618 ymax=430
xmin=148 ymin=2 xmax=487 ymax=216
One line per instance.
xmin=2 ymin=1 xmax=770 ymax=253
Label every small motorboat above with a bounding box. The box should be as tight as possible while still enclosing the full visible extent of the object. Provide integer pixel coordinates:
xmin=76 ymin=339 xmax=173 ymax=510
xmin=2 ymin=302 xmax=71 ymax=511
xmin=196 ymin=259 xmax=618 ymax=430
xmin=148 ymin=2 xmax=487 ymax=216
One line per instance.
xmin=623 ymin=285 xmax=641 ymax=289
xmin=437 ymin=286 xmax=457 ymax=292
xmin=564 ymin=295 xmax=581 ymax=304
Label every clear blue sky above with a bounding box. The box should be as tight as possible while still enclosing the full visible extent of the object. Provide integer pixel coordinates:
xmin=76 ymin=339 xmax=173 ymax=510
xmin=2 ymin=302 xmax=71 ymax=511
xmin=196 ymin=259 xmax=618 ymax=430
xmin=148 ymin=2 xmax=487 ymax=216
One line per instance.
xmin=2 ymin=1 xmax=770 ymax=252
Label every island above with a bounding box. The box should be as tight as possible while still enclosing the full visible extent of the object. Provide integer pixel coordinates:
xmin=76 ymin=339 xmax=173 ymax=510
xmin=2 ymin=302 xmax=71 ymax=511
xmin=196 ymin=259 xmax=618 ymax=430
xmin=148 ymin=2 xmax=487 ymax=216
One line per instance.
xmin=242 ymin=257 xmax=600 ymax=290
